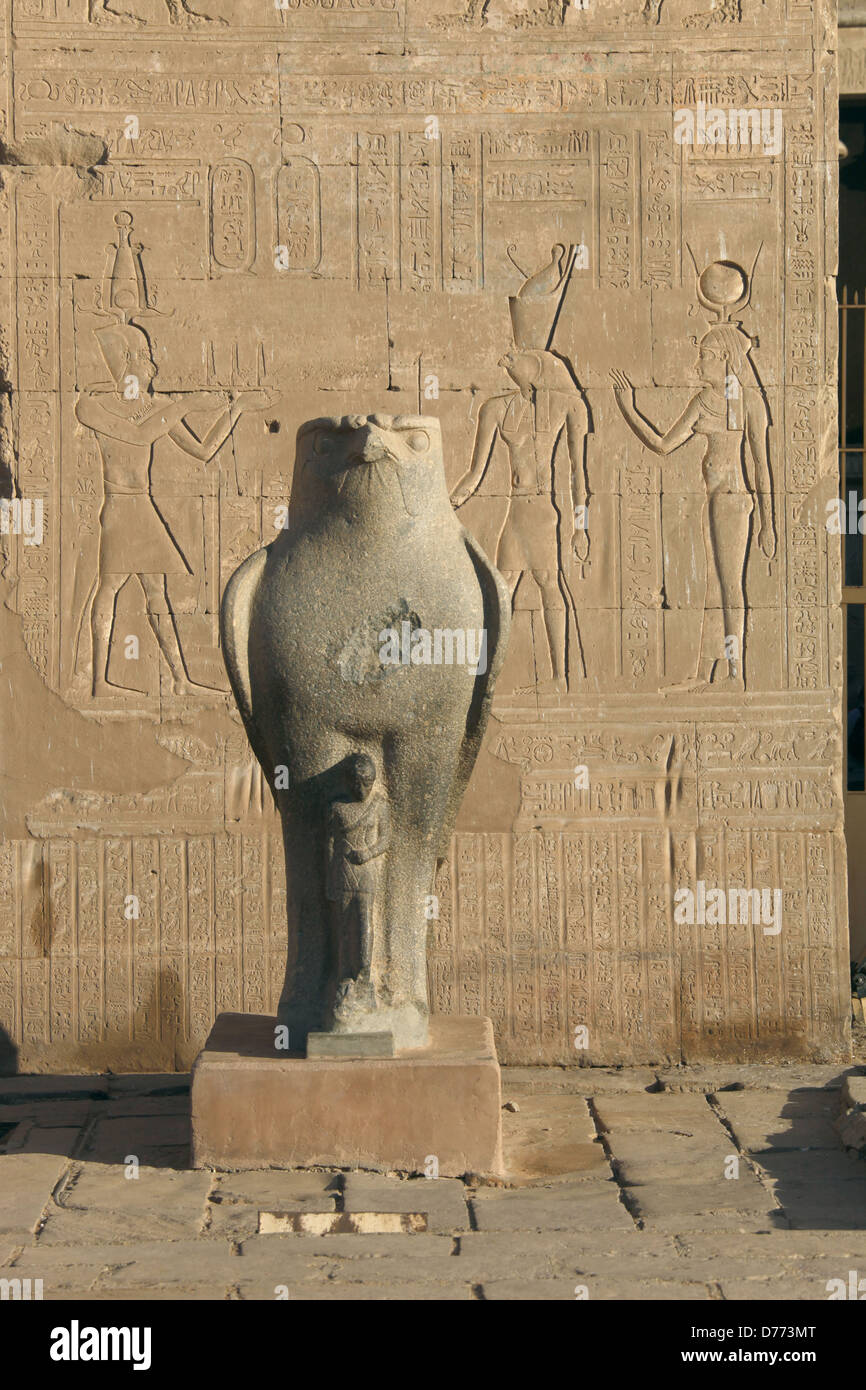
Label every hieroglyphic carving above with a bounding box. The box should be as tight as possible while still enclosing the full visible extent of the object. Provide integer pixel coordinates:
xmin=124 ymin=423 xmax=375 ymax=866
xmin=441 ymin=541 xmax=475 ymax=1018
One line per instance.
xmin=210 ymin=159 xmax=255 ymax=272
xmin=276 ymin=157 xmax=321 ymax=272
xmin=0 ymin=2 xmax=848 ymax=1070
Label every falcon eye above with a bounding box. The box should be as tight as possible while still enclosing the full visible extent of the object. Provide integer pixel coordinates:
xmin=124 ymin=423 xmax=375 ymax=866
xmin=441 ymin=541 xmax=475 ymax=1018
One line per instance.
xmin=406 ymin=430 xmax=429 ymax=453
xmin=312 ymin=430 xmax=332 ymax=456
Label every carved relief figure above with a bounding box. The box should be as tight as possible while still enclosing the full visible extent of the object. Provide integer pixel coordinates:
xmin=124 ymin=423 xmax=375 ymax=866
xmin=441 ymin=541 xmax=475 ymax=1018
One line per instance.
xmin=684 ymin=0 xmax=741 ymax=27
xmin=75 ymin=213 xmax=273 ymax=697
xmin=89 ymin=0 xmax=223 ymax=24
xmin=452 ymin=244 xmax=589 ymax=692
xmin=611 ymin=256 xmax=776 ymax=692
xmin=327 ymin=753 xmax=391 ymax=1020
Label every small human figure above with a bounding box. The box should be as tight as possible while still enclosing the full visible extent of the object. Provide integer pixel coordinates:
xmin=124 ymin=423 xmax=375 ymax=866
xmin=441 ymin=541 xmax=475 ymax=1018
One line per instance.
xmin=326 ymin=754 xmax=391 ymax=1014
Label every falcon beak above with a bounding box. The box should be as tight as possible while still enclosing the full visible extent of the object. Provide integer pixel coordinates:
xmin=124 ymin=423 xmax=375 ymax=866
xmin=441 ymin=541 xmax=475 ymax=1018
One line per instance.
xmin=351 ymin=427 xmax=396 ymax=467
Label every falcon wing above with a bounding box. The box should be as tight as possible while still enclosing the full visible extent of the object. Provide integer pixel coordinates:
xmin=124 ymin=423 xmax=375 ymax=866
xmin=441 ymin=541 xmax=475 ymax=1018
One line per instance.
xmin=219 ymin=545 xmax=275 ymax=802
xmin=438 ymin=528 xmax=511 ymax=855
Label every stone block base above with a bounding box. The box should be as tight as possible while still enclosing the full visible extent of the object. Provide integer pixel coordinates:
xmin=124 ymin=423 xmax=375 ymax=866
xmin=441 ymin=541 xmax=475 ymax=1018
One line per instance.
xmin=191 ymin=1013 xmax=503 ymax=1176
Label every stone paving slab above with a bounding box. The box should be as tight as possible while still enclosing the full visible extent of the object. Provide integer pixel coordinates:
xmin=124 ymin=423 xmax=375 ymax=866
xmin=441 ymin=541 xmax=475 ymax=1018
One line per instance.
xmin=0 ymin=1100 xmax=94 ymax=1126
xmin=54 ymin=1287 xmax=222 ymax=1302
xmin=79 ymin=1115 xmax=191 ymax=1162
xmin=205 ymin=1173 xmax=338 ymax=1241
xmin=842 ymin=1075 xmax=866 ymax=1109
xmin=716 ymin=1278 xmax=831 ymax=1300
xmin=609 ymin=1130 xmax=737 ymax=1185
xmin=656 ymin=1065 xmax=863 ymax=1094
xmin=2 ymin=1065 xmax=866 ymax=1300
xmin=36 ymin=1164 xmax=211 ymax=1246
xmin=713 ymin=1093 xmax=841 ymax=1153
xmin=751 ymin=1149 xmax=866 ymax=1184
xmin=624 ymin=1178 xmax=778 ymax=1232
xmin=4 ymin=1237 xmax=243 ymax=1297
xmin=592 ymin=1094 xmax=726 ymax=1143
xmin=236 ymin=1280 xmax=474 ymax=1300
xmin=105 ymin=1076 xmax=191 ymax=1096
xmin=479 ymin=1277 xmax=712 ymax=1300
xmin=0 ymin=1153 xmax=68 ymax=1235
xmin=211 ymin=1170 xmax=337 ymax=1207
xmin=233 ymin=1233 xmax=466 ymax=1289
xmin=675 ymin=1231 xmax=866 ymax=1260
xmin=93 ymin=1096 xmax=191 ymax=1118
xmin=470 ymin=1184 xmax=635 ymax=1233
xmin=501 ymin=1068 xmax=660 ymax=1095
xmin=341 ymin=1173 xmax=470 ymax=1233
xmin=500 ymin=1094 xmax=609 ymax=1184
xmin=0 ymin=1077 xmax=111 ymax=1099
xmin=455 ymin=1231 xmax=691 ymax=1283
xmin=9 ymin=1126 xmax=82 ymax=1159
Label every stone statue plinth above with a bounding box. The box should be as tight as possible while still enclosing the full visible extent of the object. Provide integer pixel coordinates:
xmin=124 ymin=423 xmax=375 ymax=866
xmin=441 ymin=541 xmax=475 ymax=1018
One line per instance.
xmin=191 ymin=1013 xmax=503 ymax=1177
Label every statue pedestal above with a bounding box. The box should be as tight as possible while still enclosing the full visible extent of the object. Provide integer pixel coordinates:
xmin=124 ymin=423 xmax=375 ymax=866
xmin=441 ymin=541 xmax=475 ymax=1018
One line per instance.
xmin=191 ymin=1013 xmax=503 ymax=1176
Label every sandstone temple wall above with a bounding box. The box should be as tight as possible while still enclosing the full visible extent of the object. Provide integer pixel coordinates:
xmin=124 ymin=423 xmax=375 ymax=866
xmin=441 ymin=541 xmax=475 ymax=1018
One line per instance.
xmin=0 ymin=0 xmax=848 ymax=1068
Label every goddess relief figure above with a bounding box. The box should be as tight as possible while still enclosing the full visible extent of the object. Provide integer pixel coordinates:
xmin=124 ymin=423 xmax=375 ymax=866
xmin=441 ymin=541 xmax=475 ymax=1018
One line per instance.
xmin=611 ymin=258 xmax=775 ymax=691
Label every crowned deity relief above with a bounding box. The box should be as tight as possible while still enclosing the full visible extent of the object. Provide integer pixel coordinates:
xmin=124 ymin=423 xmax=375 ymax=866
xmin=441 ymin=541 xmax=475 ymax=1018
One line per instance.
xmin=611 ymin=252 xmax=775 ymax=692
xmin=74 ymin=211 xmax=274 ymax=699
xmin=452 ymin=243 xmax=590 ymax=693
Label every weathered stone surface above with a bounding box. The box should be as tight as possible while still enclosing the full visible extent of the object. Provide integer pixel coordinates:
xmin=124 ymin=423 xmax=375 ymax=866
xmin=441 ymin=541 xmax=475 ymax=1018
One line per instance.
xmin=0 ymin=1154 xmax=69 ymax=1236
xmin=842 ymin=1075 xmax=866 ymax=1110
xmin=306 ymin=1034 xmax=395 ymax=1060
xmin=750 ymin=1149 xmax=866 ymax=1184
xmin=716 ymin=1278 xmax=834 ymax=1301
xmin=341 ymin=1173 xmax=470 ymax=1233
xmin=623 ymin=1178 xmax=777 ymax=1232
xmin=234 ymin=1232 xmax=466 ymax=1290
xmin=837 ymin=1110 xmax=866 ymax=1150
xmin=657 ymin=1066 xmax=861 ymax=1094
xmin=57 ymin=1287 xmax=226 ymax=1303
xmin=37 ymin=1164 xmax=211 ymax=1245
xmin=713 ymin=1092 xmax=841 ymax=1152
xmin=675 ymin=1230 xmax=866 ymax=1260
xmin=480 ymin=1278 xmax=710 ymax=1301
xmin=501 ymin=1069 xmax=661 ymax=1096
xmin=8 ymin=1068 xmax=866 ymax=1298
xmin=192 ymin=1013 xmax=502 ymax=1176
xmin=8 ymin=1125 xmax=82 ymax=1159
xmin=454 ymin=1229 xmax=677 ymax=1283
xmin=239 ymin=1282 xmax=473 ymax=1301
xmin=0 ymin=1101 xmax=94 ymax=1126
xmin=79 ymin=1116 xmax=190 ymax=1162
xmin=592 ymin=1094 xmax=725 ymax=1144
xmin=470 ymin=1183 xmax=634 ymax=1233
xmin=608 ymin=1131 xmax=739 ymax=1185
xmin=502 ymin=1093 xmax=609 ymax=1184
xmin=0 ymin=0 xmax=848 ymax=1076
xmin=207 ymin=1170 xmax=340 ymax=1239
xmin=213 ymin=1170 xmax=338 ymax=1208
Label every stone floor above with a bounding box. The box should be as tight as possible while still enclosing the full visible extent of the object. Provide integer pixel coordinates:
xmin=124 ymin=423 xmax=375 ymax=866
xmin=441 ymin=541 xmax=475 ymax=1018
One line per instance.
xmin=3 ymin=1042 xmax=866 ymax=1301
